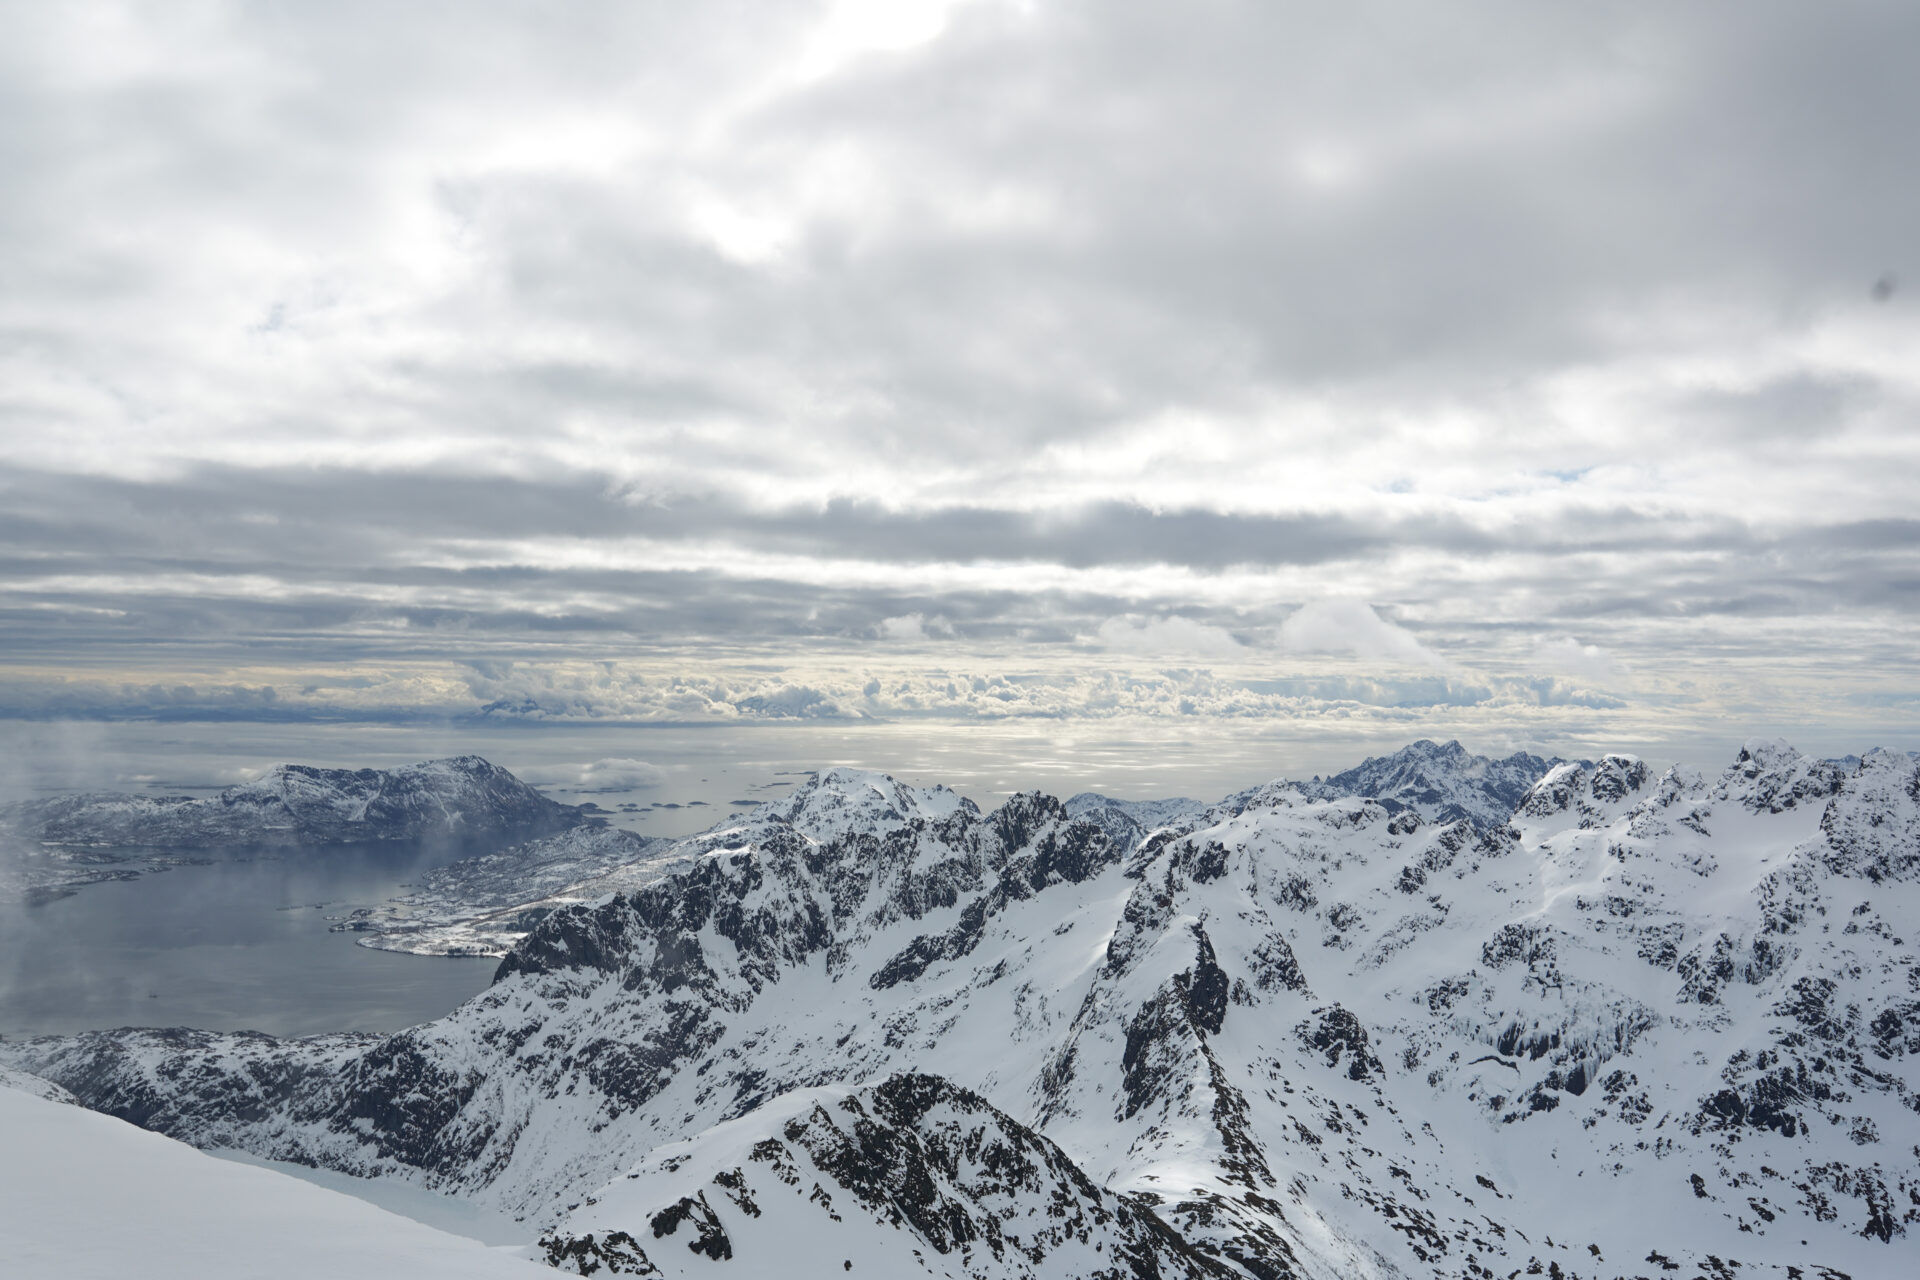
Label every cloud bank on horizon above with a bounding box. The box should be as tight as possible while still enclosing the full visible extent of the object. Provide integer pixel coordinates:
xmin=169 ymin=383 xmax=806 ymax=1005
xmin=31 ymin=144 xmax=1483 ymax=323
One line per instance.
xmin=1 ymin=0 xmax=1916 ymax=749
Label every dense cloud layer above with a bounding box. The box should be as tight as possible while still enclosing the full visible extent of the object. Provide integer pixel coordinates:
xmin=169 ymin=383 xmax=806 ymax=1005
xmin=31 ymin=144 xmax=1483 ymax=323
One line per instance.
xmin=1 ymin=1 xmax=1915 ymax=745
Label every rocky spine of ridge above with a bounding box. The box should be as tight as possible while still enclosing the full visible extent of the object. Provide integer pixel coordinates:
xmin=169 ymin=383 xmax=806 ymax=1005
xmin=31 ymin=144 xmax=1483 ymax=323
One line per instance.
xmin=542 ymin=1071 xmax=1237 ymax=1279
xmin=6 ymin=746 xmax=1918 ymax=1280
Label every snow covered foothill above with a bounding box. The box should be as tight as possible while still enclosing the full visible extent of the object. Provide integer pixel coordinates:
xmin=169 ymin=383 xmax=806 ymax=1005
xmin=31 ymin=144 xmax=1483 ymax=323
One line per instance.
xmin=0 ymin=1073 xmax=549 ymax=1279
xmin=6 ymin=746 xmax=1916 ymax=1280
xmin=339 ymin=823 xmax=687 ymax=957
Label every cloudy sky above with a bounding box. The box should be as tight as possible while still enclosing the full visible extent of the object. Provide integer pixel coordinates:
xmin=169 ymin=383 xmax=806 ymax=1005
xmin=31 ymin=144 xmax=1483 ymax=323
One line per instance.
xmin=2 ymin=0 xmax=1916 ymax=756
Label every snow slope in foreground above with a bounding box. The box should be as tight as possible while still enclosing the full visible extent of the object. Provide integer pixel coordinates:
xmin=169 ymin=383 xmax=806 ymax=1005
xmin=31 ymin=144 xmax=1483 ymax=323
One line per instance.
xmin=0 ymin=1076 xmax=547 ymax=1280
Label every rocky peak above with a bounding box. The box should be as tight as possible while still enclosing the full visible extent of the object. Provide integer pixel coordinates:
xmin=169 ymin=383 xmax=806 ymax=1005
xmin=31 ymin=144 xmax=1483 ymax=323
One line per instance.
xmin=1204 ymin=779 xmax=1310 ymax=824
xmin=1062 ymin=794 xmax=1209 ymax=857
xmin=1814 ymin=746 xmax=1920 ymax=882
xmin=1715 ymin=738 xmax=1845 ymax=814
xmin=1311 ymin=739 xmax=1559 ymax=829
xmin=764 ymin=768 xmax=976 ymax=842
xmin=984 ymin=790 xmax=1070 ymax=857
xmin=1516 ymin=754 xmax=1652 ymax=827
xmin=1588 ymin=752 xmax=1651 ymax=803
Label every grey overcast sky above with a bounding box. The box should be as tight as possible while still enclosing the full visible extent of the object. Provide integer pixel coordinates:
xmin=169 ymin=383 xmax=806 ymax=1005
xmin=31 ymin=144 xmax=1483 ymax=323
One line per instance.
xmin=1 ymin=0 xmax=1917 ymax=754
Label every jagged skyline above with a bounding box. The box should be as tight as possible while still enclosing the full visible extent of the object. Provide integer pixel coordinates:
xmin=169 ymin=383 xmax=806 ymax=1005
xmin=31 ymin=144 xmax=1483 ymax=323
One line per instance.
xmin=12 ymin=737 xmax=1916 ymax=1276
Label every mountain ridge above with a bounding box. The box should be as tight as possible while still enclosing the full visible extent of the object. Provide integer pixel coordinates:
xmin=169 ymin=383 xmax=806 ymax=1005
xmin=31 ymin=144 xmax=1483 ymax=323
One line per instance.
xmin=5 ymin=739 xmax=1916 ymax=1279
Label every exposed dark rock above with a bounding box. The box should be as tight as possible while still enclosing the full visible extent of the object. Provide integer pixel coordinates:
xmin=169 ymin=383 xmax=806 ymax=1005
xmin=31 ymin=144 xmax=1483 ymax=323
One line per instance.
xmin=1297 ymin=1006 xmax=1382 ymax=1082
xmin=541 ymin=1229 xmax=658 ymax=1275
xmin=649 ymin=1191 xmax=732 ymax=1259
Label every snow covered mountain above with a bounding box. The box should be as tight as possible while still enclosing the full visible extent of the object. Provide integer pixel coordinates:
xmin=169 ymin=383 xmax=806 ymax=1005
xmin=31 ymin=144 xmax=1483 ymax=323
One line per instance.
xmin=1067 ymin=741 xmax=1557 ymax=855
xmin=5 ymin=741 xmax=1915 ymax=1280
xmin=1295 ymin=738 xmax=1559 ymax=830
xmin=332 ymin=741 xmax=1547 ymax=959
xmin=3 ymin=755 xmax=587 ymax=848
xmin=0 ymin=755 xmax=591 ymax=903
xmin=1064 ymin=792 xmax=1210 ymax=854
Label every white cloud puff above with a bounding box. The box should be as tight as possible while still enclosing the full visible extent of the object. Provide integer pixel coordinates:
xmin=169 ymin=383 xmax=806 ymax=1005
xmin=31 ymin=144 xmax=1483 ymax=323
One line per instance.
xmin=877 ymin=613 xmax=953 ymax=641
xmin=1277 ymin=600 xmax=1445 ymax=668
xmin=1531 ymin=635 xmax=1628 ymax=687
xmin=1095 ymin=615 xmax=1244 ymax=658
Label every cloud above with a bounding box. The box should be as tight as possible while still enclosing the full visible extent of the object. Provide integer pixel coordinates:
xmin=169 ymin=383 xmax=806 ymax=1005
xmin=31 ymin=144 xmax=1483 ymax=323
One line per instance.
xmin=0 ymin=658 xmax=1913 ymax=759
xmin=876 ymin=613 xmax=954 ymax=640
xmin=1514 ymin=677 xmax=1626 ymax=710
xmin=4 ymin=3 xmax=1917 ymax=495
xmin=731 ymin=685 xmax=847 ymax=718
xmin=1531 ymin=635 xmax=1628 ymax=687
xmin=2 ymin=2 xmax=1920 ymax=745
xmin=1095 ymin=615 xmax=1244 ymax=658
xmin=1278 ymin=601 xmax=1446 ymax=668
xmin=457 ymin=664 xmax=867 ymax=722
xmin=1242 ymin=674 xmax=1492 ymax=709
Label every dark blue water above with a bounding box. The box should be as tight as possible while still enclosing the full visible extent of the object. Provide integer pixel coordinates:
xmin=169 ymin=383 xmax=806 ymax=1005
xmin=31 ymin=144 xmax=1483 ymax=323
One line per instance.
xmin=0 ymin=846 xmax=496 ymax=1040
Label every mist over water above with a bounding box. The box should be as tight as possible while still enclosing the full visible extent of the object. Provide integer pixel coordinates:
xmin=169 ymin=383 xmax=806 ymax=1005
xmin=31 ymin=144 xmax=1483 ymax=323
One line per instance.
xmin=0 ymin=844 xmax=496 ymax=1040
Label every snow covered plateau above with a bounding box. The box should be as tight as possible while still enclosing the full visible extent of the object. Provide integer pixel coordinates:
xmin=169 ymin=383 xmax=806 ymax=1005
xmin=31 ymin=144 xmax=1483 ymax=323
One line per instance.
xmin=3 ymin=738 xmax=1916 ymax=1280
